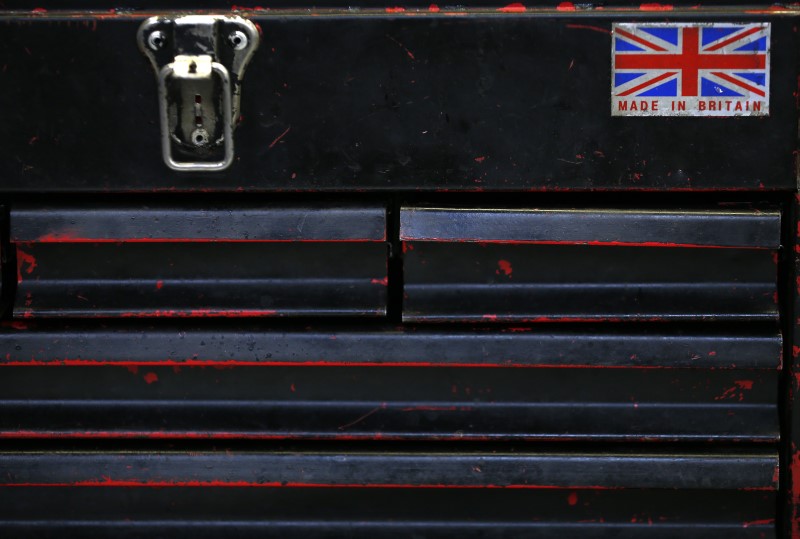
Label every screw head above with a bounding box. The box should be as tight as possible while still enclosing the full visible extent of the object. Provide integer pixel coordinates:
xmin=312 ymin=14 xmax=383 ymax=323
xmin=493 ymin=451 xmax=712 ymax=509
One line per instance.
xmin=147 ymin=31 xmax=167 ymax=51
xmin=228 ymin=30 xmax=248 ymax=51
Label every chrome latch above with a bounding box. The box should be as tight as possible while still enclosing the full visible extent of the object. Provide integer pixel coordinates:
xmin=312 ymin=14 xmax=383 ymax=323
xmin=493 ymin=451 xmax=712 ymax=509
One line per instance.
xmin=138 ymin=15 xmax=259 ymax=172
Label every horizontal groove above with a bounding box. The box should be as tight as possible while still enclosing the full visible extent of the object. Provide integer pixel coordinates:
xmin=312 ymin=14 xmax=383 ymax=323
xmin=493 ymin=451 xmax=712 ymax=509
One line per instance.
xmin=15 ymin=309 xmax=387 ymax=319
xmin=11 ymin=205 xmax=387 ymax=242
xmin=0 ymin=521 xmax=775 ymax=529
xmin=21 ymin=278 xmax=380 ymax=286
xmin=0 ymin=450 xmax=778 ymax=490
xmin=403 ymin=313 xmax=780 ymax=322
xmin=400 ymin=207 xmax=781 ymax=248
xmin=0 ymin=401 xmax=776 ymax=409
xmin=405 ymin=282 xmax=773 ymax=289
xmin=0 ymin=325 xmax=781 ymax=368
xmin=0 ymin=487 xmax=778 ymax=537
xmin=0 ymin=434 xmax=780 ymax=443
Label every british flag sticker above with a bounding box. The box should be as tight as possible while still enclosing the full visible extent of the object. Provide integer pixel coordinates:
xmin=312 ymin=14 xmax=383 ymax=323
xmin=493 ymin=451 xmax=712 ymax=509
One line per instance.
xmin=612 ymin=23 xmax=770 ymax=117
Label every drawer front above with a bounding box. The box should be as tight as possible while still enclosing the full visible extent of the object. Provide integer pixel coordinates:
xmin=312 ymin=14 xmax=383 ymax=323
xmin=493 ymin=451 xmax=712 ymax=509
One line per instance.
xmin=401 ymin=207 xmax=780 ymax=322
xmin=0 ymin=450 xmax=778 ymax=538
xmin=11 ymin=205 xmax=387 ymax=318
xmin=0 ymin=324 xmax=780 ymax=442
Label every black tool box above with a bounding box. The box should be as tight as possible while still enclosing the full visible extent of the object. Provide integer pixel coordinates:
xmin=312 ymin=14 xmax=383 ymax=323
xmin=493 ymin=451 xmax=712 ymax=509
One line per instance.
xmin=0 ymin=1 xmax=799 ymax=537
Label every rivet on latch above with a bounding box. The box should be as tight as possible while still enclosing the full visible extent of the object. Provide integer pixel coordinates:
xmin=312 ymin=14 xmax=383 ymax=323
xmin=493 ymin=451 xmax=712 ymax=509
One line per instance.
xmin=228 ymin=31 xmax=249 ymax=51
xmin=147 ymin=31 xmax=167 ymax=51
xmin=137 ymin=16 xmax=259 ymax=172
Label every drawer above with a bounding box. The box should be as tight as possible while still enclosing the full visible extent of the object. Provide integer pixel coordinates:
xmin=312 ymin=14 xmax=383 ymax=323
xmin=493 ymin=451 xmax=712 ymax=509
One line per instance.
xmin=401 ymin=207 xmax=780 ymax=322
xmin=0 ymin=12 xmax=797 ymax=192
xmin=11 ymin=205 xmax=387 ymax=318
xmin=0 ymin=449 xmax=777 ymax=538
xmin=0 ymin=323 xmax=780 ymax=442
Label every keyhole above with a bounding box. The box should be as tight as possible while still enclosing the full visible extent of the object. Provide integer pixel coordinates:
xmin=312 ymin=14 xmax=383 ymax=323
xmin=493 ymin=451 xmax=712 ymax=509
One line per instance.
xmin=189 ymin=61 xmax=197 ymax=74
xmin=194 ymin=94 xmax=203 ymax=126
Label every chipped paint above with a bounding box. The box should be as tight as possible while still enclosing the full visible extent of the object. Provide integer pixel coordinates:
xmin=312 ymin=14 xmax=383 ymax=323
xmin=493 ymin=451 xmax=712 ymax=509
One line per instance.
xmin=496 ymin=259 xmax=513 ymax=277
xmin=498 ymin=3 xmax=526 ymax=13
xmin=15 ymin=247 xmax=37 ymax=283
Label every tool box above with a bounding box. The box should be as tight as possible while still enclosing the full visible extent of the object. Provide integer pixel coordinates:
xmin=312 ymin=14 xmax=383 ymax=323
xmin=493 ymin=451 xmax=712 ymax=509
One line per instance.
xmin=0 ymin=1 xmax=798 ymax=536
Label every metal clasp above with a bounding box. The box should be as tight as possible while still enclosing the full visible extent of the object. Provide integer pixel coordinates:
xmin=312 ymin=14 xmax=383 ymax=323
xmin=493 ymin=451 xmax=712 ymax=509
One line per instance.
xmin=138 ymin=15 xmax=259 ymax=172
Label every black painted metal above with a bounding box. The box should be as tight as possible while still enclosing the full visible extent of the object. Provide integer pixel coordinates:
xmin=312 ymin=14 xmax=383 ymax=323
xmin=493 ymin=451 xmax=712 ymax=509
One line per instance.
xmin=0 ymin=10 xmax=798 ymax=192
xmin=11 ymin=205 xmax=387 ymax=242
xmin=0 ymin=487 xmax=778 ymax=538
xmin=400 ymin=207 xmax=782 ymax=248
xmin=10 ymin=205 xmax=388 ymax=318
xmin=402 ymin=207 xmax=780 ymax=322
xmin=0 ymin=322 xmax=780 ymax=368
xmin=0 ymin=450 xmax=778 ymax=537
xmin=0 ymin=324 xmax=781 ymax=441
xmin=0 ymin=3 xmax=797 ymax=538
xmin=0 ymin=449 xmax=779 ymax=488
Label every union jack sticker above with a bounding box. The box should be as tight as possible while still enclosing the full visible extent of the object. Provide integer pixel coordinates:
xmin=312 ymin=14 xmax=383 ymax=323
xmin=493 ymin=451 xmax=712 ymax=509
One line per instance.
xmin=612 ymin=23 xmax=770 ymax=117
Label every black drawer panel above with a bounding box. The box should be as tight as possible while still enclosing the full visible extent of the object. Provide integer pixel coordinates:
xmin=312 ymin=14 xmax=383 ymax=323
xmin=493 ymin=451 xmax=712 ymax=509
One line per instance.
xmin=0 ymin=450 xmax=777 ymax=489
xmin=401 ymin=207 xmax=780 ymax=322
xmin=0 ymin=449 xmax=777 ymax=538
xmin=11 ymin=205 xmax=388 ymax=318
xmin=0 ymin=487 xmax=776 ymax=539
xmin=0 ymin=324 xmax=780 ymax=442
xmin=0 ymin=11 xmax=797 ymax=192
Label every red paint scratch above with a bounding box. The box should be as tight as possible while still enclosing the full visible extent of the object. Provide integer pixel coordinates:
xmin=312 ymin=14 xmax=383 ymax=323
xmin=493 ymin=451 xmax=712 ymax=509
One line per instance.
xmin=155 ymin=280 xmax=164 ymax=290
xmin=118 ymin=310 xmax=279 ymax=318
xmin=567 ymin=491 xmax=578 ymax=505
xmin=792 ymin=443 xmax=800 ymax=538
xmin=268 ymin=126 xmax=291 ymax=149
xmin=566 ymin=24 xmax=611 ymax=35
xmin=428 ymin=4 xmax=440 ymax=11
xmin=0 ymin=359 xmax=728 ymax=369
xmin=557 ymin=2 xmax=576 ymax=11
xmin=371 ymin=277 xmax=389 ymax=286
xmin=639 ymin=3 xmax=673 ymax=10
xmin=386 ymin=6 xmax=406 ymax=12
xmin=35 ymin=232 xmax=82 ymax=242
xmin=16 ymin=248 xmax=37 ymax=283
xmin=498 ymin=3 xmax=526 ymax=12
xmin=386 ymin=34 xmax=416 ymax=60
xmin=715 ymin=380 xmax=754 ymax=402
xmin=742 ymin=518 xmax=774 ymax=528
xmin=496 ymin=259 xmax=513 ymax=277
xmin=338 ymin=404 xmax=386 ymax=430
xmin=143 ymin=372 xmax=158 ymax=384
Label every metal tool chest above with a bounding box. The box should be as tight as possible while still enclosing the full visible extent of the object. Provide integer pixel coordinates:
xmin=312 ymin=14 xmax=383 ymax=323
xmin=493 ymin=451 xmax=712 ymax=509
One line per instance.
xmin=0 ymin=1 xmax=799 ymax=537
